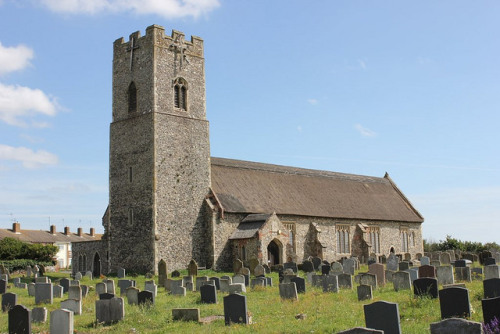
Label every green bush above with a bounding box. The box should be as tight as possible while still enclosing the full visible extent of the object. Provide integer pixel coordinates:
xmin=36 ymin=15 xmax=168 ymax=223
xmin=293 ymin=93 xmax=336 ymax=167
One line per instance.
xmin=0 ymin=237 xmax=57 ymax=262
xmin=0 ymin=259 xmax=54 ymax=272
xmin=424 ymin=235 xmax=500 ymax=253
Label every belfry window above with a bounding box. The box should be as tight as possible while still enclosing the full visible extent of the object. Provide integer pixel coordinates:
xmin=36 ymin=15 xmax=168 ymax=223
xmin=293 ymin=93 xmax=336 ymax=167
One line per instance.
xmin=173 ymin=78 xmax=187 ymax=110
xmin=128 ymin=82 xmax=137 ymax=113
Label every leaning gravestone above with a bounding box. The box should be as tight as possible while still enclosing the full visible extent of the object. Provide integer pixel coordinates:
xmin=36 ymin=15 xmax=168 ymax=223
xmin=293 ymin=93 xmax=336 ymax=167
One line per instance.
xmin=482 ymin=296 xmax=500 ymax=328
xmin=158 ymin=259 xmax=167 ymax=287
xmin=50 ymin=308 xmax=73 ymax=334
xmin=364 ymin=301 xmax=401 ymax=334
xmin=439 ymin=287 xmax=470 ymax=319
xmin=223 ymin=293 xmax=248 ymax=325
xmin=95 ymin=297 xmax=125 ymax=324
xmin=138 ymin=290 xmax=155 ymax=306
xmin=2 ymin=292 xmax=17 ymax=312
xmin=200 ymin=284 xmax=217 ymax=304
xmin=188 ymin=259 xmax=198 ymax=277
xmin=483 ymin=278 xmax=500 ymax=299
xmin=414 ymin=278 xmax=438 ymax=299
xmin=436 ymin=266 xmax=455 ymax=286
xmin=393 ymin=271 xmax=411 ymax=292
xmin=430 ymin=318 xmax=483 ymax=334
xmin=8 ymin=305 xmax=31 ymax=334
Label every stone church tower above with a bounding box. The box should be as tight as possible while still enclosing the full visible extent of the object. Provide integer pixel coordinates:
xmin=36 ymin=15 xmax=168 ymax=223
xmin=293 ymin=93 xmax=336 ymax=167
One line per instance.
xmin=108 ymin=25 xmax=211 ymax=273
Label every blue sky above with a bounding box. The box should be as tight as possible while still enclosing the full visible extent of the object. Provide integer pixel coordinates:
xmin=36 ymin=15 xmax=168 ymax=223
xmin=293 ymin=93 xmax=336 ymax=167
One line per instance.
xmin=0 ymin=1 xmax=499 ymax=244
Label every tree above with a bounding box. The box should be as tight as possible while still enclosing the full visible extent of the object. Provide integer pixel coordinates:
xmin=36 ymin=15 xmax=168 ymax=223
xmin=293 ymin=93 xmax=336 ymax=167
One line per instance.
xmin=0 ymin=237 xmax=57 ymax=262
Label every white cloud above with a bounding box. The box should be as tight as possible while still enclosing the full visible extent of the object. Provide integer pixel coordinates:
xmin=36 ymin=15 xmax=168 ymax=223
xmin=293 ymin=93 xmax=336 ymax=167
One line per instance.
xmin=0 ymin=144 xmax=58 ymax=168
xmin=0 ymin=42 xmax=34 ymax=76
xmin=307 ymin=98 xmax=318 ymax=105
xmin=0 ymin=83 xmax=60 ymax=127
xmin=39 ymin=0 xmax=220 ymax=18
xmin=354 ymin=123 xmax=377 ymax=137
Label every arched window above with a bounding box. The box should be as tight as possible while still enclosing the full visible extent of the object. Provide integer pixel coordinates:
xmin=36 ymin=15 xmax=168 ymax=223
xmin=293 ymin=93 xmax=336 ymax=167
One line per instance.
xmin=128 ymin=82 xmax=137 ymax=113
xmin=173 ymin=78 xmax=187 ymax=110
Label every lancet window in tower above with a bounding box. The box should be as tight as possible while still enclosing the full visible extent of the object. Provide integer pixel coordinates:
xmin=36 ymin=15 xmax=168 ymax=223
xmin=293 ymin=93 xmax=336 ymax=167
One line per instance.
xmin=173 ymin=78 xmax=187 ymax=110
xmin=128 ymin=82 xmax=137 ymax=113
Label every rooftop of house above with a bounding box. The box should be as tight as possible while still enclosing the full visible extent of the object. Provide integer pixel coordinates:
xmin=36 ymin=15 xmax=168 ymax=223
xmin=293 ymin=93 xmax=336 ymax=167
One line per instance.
xmin=0 ymin=222 xmax=102 ymax=244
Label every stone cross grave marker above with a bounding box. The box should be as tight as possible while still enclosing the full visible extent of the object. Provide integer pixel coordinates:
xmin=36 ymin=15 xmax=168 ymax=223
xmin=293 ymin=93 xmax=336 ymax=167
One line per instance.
xmin=439 ymin=287 xmax=470 ymax=319
xmin=223 ymin=293 xmax=249 ymax=325
xmin=364 ymin=301 xmax=401 ymax=334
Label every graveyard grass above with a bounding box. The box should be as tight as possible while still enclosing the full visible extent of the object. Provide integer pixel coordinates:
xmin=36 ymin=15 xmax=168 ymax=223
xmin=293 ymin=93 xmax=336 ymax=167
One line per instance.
xmin=0 ymin=266 xmax=487 ymax=333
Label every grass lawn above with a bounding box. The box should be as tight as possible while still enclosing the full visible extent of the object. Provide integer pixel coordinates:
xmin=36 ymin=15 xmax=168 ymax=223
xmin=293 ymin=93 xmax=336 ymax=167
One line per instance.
xmin=0 ymin=266 xmax=488 ymax=333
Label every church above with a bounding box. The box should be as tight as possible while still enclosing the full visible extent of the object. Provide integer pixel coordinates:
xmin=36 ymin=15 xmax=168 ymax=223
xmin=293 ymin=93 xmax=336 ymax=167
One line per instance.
xmin=72 ymin=25 xmax=424 ymax=276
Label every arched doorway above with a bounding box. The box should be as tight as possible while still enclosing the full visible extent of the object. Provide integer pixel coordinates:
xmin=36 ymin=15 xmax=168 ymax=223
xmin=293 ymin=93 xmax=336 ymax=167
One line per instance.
xmin=93 ymin=253 xmax=101 ymax=278
xmin=267 ymin=239 xmax=282 ymax=266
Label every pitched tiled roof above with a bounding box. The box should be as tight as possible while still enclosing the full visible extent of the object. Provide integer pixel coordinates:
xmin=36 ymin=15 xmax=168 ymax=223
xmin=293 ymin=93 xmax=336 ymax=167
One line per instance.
xmin=229 ymin=214 xmax=271 ymax=240
xmin=210 ymin=157 xmax=424 ymax=223
xmin=0 ymin=227 xmax=102 ymax=244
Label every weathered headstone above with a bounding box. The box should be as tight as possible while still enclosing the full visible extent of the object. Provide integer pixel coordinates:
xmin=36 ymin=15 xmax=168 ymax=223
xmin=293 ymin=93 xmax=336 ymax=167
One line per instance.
xmin=455 ymin=267 xmax=472 ymax=282
xmin=96 ymin=282 xmax=107 ymax=295
xmin=209 ymin=277 xmax=221 ymax=290
xmin=99 ymin=293 xmax=115 ymax=300
xmin=436 ymin=266 xmax=455 ymax=286
xmin=413 ymin=277 xmax=438 ymax=299
xmin=254 ymin=264 xmax=266 ymax=276
xmin=312 ymin=257 xmax=322 ymax=271
xmin=220 ymin=278 xmax=231 ymax=292
xmin=28 ymin=283 xmax=36 ymax=297
xmin=117 ymin=268 xmax=126 ymax=278
xmin=279 ymin=282 xmax=298 ymax=300
xmin=61 ymin=298 xmax=82 ymax=315
xmin=200 ymin=284 xmax=217 ymax=304
xmin=420 ymin=256 xmax=430 ymax=266
xmin=171 ymin=270 xmax=181 ymax=278
xmin=357 ymin=284 xmax=372 ymax=301
xmin=250 ymin=277 xmax=266 ymax=289
xmin=74 ymin=272 xmax=82 ymax=281
xmin=223 ymin=293 xmax=248 ymax=325
xmin=455 ymin=259 xmax=467 ymax=268
xmin=195 ymin=276 xmax=209 ymax=291
xmin=359 ymin=273 xmax=377 ymax=289
xmin=284 ymin=261 xmax=298 ymax=273
xmin=8 ymin=305 xmax=31 ymax=334
xmin=59 ymin=278 xmax=70 ymax=293
xmin=338 ymin=273 xmax=353 ymax=289
xmin=408 ymin=267 xmax=419 ymax=282
xmin=68 ymin=285 xmax=82 ymax=301
xmin=188 ymin=259 xmax=198 ymax=277
xmin=385 ymin=270 xmax=395 ymax=283
xmin=301 ymin=260 xmax=314 ymax=273
xmin=368 ymin=263 xmax=385 ymax=286
xmin=138 ymin=290 xmax=155 ymax=306
xmin=393 ymin=271 xmax=411 ymax=292
xmin=50 ymin=308 xmax=73 ymax=334
xmin=0 ymin=279 xmax=7 ymax=294
xmin=171 ymin=284 xmax=187 ymax=296
xmin=228 ymin=283 xmax=246 ymax=294
xmin=32 ymin=307 xmax=47 ymax=323
xmin=232 ymin=274 xmax=245 ymax=285
xmin=2 ymin=292 xmax=17 ymax=312
xmin=398 ymin=261 xmax=410 ymax=271
xmin=144 ymin=281 xmax=157 ymax=297
xmin=322 ymin=275 xmax=339 ymax=293
xmin=36 ymin=277 xmax=50 ymax=284
xmin=439 ymin=287 xmax=470 ymax=319
xmin=418 ymin=265 xmax=436 ymax=278
xmin=483 ymin=278 xmax=500 ymax=299
xmin=484 ymin=265 xmax=500 ymax=280
xmin=118 ymin=279 xmax=135 ymax=295
xmin=85 ymin=271 xmax=93 ymax=279
xmin=440 ymin=253 xmax=451 ymax=266
xmin=95 ymin=297 xmax=125 ymax=324
xmin=126 ymin=287 xmax=139 ymax=305
xmin=482 ymin=296 xmax=500 ymax=328
xmin=158 ymin=259 xmax=167 ymax=287
xmin=35 ymin=283 xmax=53 ymax=304
xmin=430 ymin=318 xmax=483 ymax=334
xmin=103 ymin=279 xmax=115 ymax=294
xmin=233 ymin=259 xmax=243 ymax=274
xmin=172 ymin=308 xmax=200 ymax=322
xmin=364 ymin=301 xmax=401 ymax=334
xmin=331 ymin=262 xmax=344 ymax=276
xmin=291 ymin=276 xmax=306 ymax=293
xmin=343 ymin=258 xmax=355 ymax=275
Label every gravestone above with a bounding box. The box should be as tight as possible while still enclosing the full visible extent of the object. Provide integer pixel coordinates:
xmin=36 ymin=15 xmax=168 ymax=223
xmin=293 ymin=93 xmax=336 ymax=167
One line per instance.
xmin=228 ymin=283 xmax=246 ymax=294
xmin=68 ymin=285 xmax=82 ymax=301
xmin=312 ymin=257 xmax=322 ymax=271
xmin=248 ymin=258 xmax=259 ymax=275
xmin=482 ymin=296 xmax=500 ymax=328
xmin=338 ymin=328 xmax=383 ymax=334
xmin=250 ymin=277 xmax=266 ymax=288
xmin=50 ymin=308 xmax=73 ymax=334
xmin=26 ymin=266 xmax=32 ymax=278
xmin=117 ymin=268 xmax=126 ymax=278
xmin=118 ymin=280 xmax=135 ymax=295
xmin=32 ymin=307 xmax=47 ymax=323
xmin=95 ymin=297 xmax=125 ymax=324
xmin=413 ymin=278 xmax=438 ymax=299
xmin=96 ymin=282 xmax=107 ymax=295
xmin=430 ymin=318 xmax=483 ymax=334
xmin=321 ymin=264 xmax=331 ymax=276
xmin=284 ymin=261 xmax=298 ymax=273
xmin=436 ymin=266 xmax=454 ymax=285
xmin=0 ymin=279 xmax=8 ymax=295
xmin=74 ymin=272 xmax=82 ymax=281
xmin=51 ymin=285 xmax=63 ymax=299
xmin=301 ymin=260 xmax=314 ymax=273
xmin=126 ymin=287 xmax=139 ymax=305
xmin=223 ymin=293 xmax=249 ymax=325
xmin=232 ymin=274 xmax=245 ymax=285
xmin=172 ymin=308 xmax=200 ymax=322
xmin=209 ymin=277 xmax=221 ymax=290
xmin=398 ymin=262 xmax=409 ymax=271
xmin=322 ymin=275 xmax=339 ymax=293
xmin=338 ymin=273 xmax=353 ymax=289
xmin=418 ymin=265 xmax=436 ymax=278
xmin=254 ymin=264 xmax=266 ymax=276
xmin=35 ymin=283 xmax=53 ymax=304
xmin=343 ymin=258 xmax=355 ymax=275
xmin=408 ymin=267 xmax=419 ymax=282
xmin=220 ymin=279 xmax=231 ymax=293
xmin=195 ymin=276 xmax=209 ymax=291
xmin=263 ymin=264 xmax=271 ymax=274
xmin=85 ymin=271 xmax=93 ymax=279
xmin=182 ymin=275 xmax=193 ymax=286
xmin=484 ymin=265 xmax=500 ymax=280
xmin=171 ymin=284 xmax=186 ymax=296
xmin=385 ymin=270 xmax=395 ymax=283
xmin=291 ymin=276 xmax=306 ymax=293
xmin=2 ymin=292 xmax=17 ymax=312
xmin=357 ymin=285 xmax=372 ymax=301
xmin=387 ymin=254 xmax=399 ymax=272
xmin=12 ymin=277 xmax=20 ymax=284
xmin=233 ymin=259 xmax=243 ymax=274
xmin=239 ymin=267 xmax=250 ymax=286
xmin=359 ymin=273 xmax=377 ymax=289
xmin=138 ymin=290 xmax=155 ymax=306
xmin=420 ymin=256 xmax=430 ymax=266
xmin=483 ymin=278 xmax=500 ymax=299
xmin=99 ymin=293 xmax=115 ymax=300
xmin=368 ymin=263 xmax=385 ymax=286
xmin=158 ymin=259 xmax=167 ymax=287
xmin=440 ymin=253 xmax=451 ymax=265
xmin=200 ymin=284 xmax=217 ymax=304
xmin=455 ymin=259 xmax=467 ymax=268
xmin=69 ymin=280 xmax=79 ymax=286
xmin=188 ymin=259 xmax=198 ymax=276
xmin=61 ymin=298 xmax=82 ymax=315
xmin=455 ymin=267 xmax=472 ymax=282
xmin=393 ymin=271 xmax=411 ymax=292
xmin=279 ymin=282 xmax=298 ymax=301
xmin=171 ymin=270 xmax=181 ymax=278
xmin=103 ymin=279 xmax=115 ymax=294
xmin=331 ymin=262 xmax=344 ymax=275
xmin=8 ymin=305 xmax=31 ymax=334
xmin=144 ymin=281 xmax=157 ymax=297
xmin=439 ymin=287 xmax=470 ymax=319
xmin=311 ymin=274 xmax=322 ymax=287
xmin=59 ymin=278 xmax=70 ymax=293
xmin=364 ymin=301 xmax=401 ymax=334
xmin=28 ymin=283 xmax=35 ymax=297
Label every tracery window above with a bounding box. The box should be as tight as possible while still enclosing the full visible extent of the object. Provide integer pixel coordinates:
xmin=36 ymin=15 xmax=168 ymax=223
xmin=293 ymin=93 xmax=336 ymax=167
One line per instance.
xmin=283 ymin=222 xmax=296 ymax=252
xmin=401 ymin=228 xmax=409 ymax=253
xmin=173 ymin=78 xmax=187 ymax=110
xmin=367 ymin=226 xmax=381 ymax=254
xmin=336 ymin=225 xmax=350 ymax=254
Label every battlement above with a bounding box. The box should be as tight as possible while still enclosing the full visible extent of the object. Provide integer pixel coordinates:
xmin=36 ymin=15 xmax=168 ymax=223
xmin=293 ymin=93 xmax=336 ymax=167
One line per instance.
xmin=113 ymin=24 xmax=203 ymax=57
